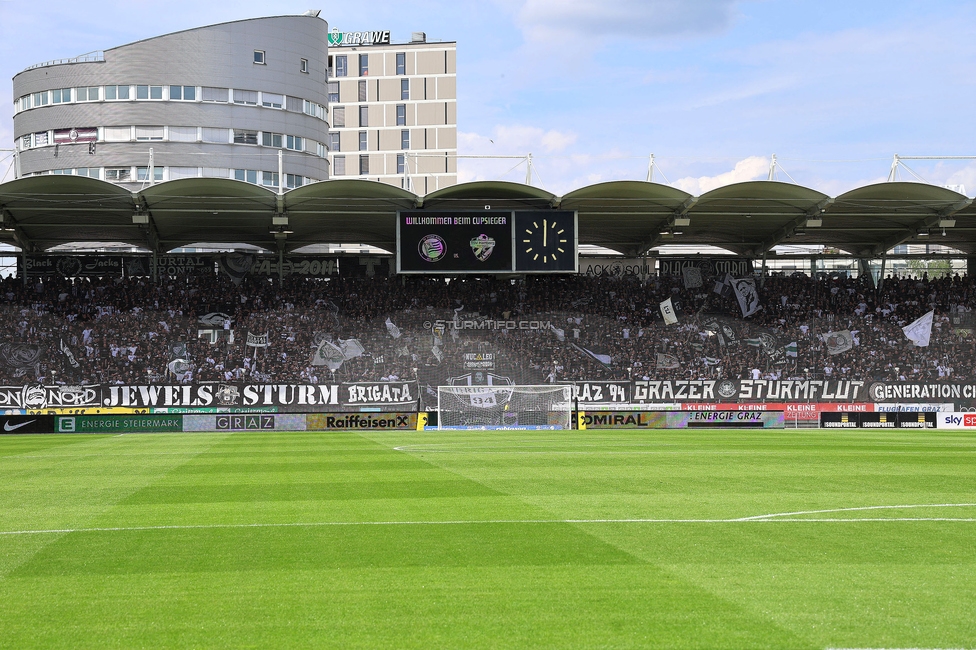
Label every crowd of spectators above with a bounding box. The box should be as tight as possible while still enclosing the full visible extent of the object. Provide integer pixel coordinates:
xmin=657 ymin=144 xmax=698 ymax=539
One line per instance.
xmin=0 ymin=267 xmax=973 ymax=387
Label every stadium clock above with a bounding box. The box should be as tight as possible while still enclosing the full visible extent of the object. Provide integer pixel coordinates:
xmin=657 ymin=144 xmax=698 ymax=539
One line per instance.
xmin=514 ymin=211 xmax=577 ymax=272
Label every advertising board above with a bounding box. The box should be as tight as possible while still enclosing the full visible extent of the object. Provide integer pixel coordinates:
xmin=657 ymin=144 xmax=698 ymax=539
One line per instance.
xmin=55 ymin=415 xmax=183 ymax=433
xmin=820 ymin=412 xmax=937 ymax=428
xmin=306 ymin=413 xmax=419 ymax=430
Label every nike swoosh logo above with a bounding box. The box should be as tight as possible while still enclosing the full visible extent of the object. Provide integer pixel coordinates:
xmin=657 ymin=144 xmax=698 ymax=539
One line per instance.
xmin=3 ymin=420 xmax=36 ymax=431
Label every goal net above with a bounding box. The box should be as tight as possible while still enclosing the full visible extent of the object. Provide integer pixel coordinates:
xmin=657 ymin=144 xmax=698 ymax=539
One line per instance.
xmin=436 ymin=385 xmax=573 ymax=430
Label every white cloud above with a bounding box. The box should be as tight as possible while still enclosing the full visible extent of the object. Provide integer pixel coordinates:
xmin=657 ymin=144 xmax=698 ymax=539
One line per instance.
xmin=673 ymin=156 xmax=769 ymax=194
xmin=515 ymin=0 xmax=742 ymax=41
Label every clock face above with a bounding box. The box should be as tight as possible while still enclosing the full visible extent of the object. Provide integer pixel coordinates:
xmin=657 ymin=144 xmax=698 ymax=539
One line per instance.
xmin=522 ymin=218 xmax=567 ymax=264
xmin=514 ymin=211 xmax=577 ymax=272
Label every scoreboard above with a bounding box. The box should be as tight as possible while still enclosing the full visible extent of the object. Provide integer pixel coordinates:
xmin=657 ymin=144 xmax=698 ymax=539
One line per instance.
xmin=397 ymin=211 xmax=578 ymax=274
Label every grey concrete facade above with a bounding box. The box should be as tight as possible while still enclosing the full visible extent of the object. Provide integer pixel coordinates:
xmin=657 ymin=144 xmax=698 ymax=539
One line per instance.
xmin=13 ymin=15 xmax=331 ymax=189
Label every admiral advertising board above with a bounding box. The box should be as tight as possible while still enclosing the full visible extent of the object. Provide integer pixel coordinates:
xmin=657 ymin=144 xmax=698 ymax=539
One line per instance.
xmin=397 ymin=211 xmax=578 ymax=274
xmin=581 ymin=410 xmax=784 ymax=429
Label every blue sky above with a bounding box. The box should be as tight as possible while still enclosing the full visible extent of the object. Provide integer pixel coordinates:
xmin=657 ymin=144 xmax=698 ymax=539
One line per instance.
xmin=2 ymin=0 xmax=975 ymax=196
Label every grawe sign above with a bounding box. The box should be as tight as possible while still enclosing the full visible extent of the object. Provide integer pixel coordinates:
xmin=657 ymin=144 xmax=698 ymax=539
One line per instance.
xmin=328 ymin=28 xmax=391 ymax=46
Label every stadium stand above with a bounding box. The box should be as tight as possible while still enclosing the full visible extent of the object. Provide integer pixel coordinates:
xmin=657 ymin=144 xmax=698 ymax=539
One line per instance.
xmin=2 ymin=269 xmax=972 ymax=400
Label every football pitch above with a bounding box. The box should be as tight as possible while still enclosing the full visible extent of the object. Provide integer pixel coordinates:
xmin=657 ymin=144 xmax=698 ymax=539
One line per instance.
xmin=0 ymin=429 xmax=974 ymax=649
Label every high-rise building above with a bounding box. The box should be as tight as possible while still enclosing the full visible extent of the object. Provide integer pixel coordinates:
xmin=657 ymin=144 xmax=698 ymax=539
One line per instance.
xmin=325 ymin=30 xmax=456 ymax=194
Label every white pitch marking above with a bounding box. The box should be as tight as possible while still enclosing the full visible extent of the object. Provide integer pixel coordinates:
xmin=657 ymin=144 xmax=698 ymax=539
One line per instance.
xmin=735 ymin=503 xmax=976 ymax=521
xmin=1 ymin=511 xmax=975 ymax=537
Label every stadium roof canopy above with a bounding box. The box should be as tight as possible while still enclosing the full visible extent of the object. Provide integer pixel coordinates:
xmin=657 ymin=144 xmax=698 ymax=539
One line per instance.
xmin=1 ymin=176 xmax=974 ymax=257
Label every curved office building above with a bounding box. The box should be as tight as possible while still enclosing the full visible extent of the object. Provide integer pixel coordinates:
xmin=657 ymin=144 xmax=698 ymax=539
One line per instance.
xmin=12 ymin=14 xmax=330 ymax=190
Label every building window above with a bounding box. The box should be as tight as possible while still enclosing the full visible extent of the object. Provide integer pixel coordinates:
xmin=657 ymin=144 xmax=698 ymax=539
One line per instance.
xmin=103 ymin=127 xmax=131 ymax=142
xmin=135 ymin=126 xmax=164 ymax=141
xmin=170 ymin=85 xmax=196 ymax=101
xmin=286 ymin=173 xmax=304 ymax=188
xmin=19 ymin=95 xmax=31 ymax=110
xmin=261 ymin=93 xmax=284 ymax=109
xmin=136 ymin=166 xmax=164 ymax=181
xmin=202 ymin=127 xmax=230 ymax=143
xmin=401 ymin=78 xmax=409 ymax=100
xmin=316 ymin=142 xmax=326 ymax=157
xmin=254 ymin=50 xmax=266 ymax=64
xmin=358 ymin=80 xmax=367 ymax=102
xmin=262 ymin=132 xmax=283 ymax=148
xmin=359 ymin=105 xmax=368 ymax=127
xmin=78 ymin=167 xmax=100 ymax=179
xmin=359 ymin=154 xmax=369 ymax=175
xmin=51 ymin=88 xmax=71 ymax=104
xmin=359 ymin=131 xmax=367 ymax=151
xmin=169 ymin=167 xmax=198 ymax=180
xmin=397 ymin=153 xmax=405 ymax=174
xmin=286 ymin=135 xmax=303 ymax=151
xmin=261 ymin=171 xmax=279 ymax=187
xmin=401 ymin=130 xmax=410 ymax=150
xmin=233 ymin=89 xmax=258 ymax=105
xmin=233 ymin=130 xmax=258 ymax=145
xmin=234 ymin=169 xmax=258 ymax=184
xmin=202 ymin=86 xmax=227 ymax=102
xmin=396 ymin=52 xmax=406 ymax=75
xmin=359 ymin=53 xmax=368 ymax=76
xmin=333 ymin=106 xmax=345 ymax=128
xmin=169 ymin=127 xmax=198 ymax=142
xmin=335 ymin=55 xmax=347 ymax=77
xmin=105 ymin=168 xmax=131 ymax=182
xmin=396 ymin=104 xmax=406 ymax=126
xmin=327 ymin=82 xmax=339 ymax=103
xmin=105 ymin=85 xmax=130 ymax=101
xmin=76 ymin=87 xmax=99 ymax=102
xmin=32 ymin=91 xmax=49 ymax=106
xmin=328 ymin=132 xmax=340 ymax=152
xmin=136 ymin=85 xmax=163 ymax=100
xmin=303 ymin=100 xmax=323 ymax=118
xmin=300 ymin=58 xmax=308 ymax=73
xmin=333 ymin=155 xmax=346 ymax=176
xmin=34 ymin=132 xmax=49 ymax=147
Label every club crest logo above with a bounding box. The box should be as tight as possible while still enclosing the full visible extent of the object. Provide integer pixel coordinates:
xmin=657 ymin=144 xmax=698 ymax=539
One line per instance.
xmin=328 ymin=29 xmax=344 ymax=46
xmin=418 ymin=234 xmax=446 ymax=263
xmin=717 ymin=380 xmax=738 ymax=399
xmin=469 ymin=234 xmax=495 ymax=262
xmin=215 ymin=384 xmax=240 ymax=406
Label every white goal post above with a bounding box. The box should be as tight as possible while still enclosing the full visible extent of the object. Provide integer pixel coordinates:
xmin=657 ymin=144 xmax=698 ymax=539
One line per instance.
xmin=436 ymin=384 xmax=574 ymax=430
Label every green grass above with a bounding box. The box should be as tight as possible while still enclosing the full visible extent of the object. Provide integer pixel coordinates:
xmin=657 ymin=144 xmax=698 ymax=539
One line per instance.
xmin=0 ymin=428 xmax=974 ymax=648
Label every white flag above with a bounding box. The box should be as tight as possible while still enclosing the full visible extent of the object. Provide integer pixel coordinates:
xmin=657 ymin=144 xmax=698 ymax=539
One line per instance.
xmin=312 ymin=341 xmax=344 ymax=370
xmin=338 ymin=338 xmax=365 ymax=360
xmin=682 ymin=267 xmax=703 ymax=289
xmin=552 ymin=327 xmax=565 ymax=342
xmin=902 ymin=310 xmax=934 ymax=347
xmin=660 ymin=298 xmax=678 ymax=325
xmin=824 ymin=330 xmax=853 ymax=355
xmin=730 ymin=276 xmax=762 ymax=318
xmin=385 ymin=317 xmax=401 ymax=339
